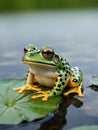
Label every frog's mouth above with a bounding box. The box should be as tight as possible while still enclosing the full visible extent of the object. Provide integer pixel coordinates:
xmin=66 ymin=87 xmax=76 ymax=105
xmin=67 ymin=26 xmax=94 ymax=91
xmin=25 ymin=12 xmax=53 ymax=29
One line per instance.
xmin=22 ymin=60 xmax=56 ymax=68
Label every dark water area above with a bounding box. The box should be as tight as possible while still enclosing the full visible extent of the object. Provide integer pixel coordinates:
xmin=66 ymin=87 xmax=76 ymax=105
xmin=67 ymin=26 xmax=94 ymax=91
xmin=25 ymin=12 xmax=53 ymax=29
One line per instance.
xmin=0 ymin=9 xmax=98 ymax=130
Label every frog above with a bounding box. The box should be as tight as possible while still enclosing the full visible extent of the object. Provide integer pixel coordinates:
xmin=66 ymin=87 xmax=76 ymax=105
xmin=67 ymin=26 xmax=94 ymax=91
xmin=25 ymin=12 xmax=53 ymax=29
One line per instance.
xmin=13 ymin=45 xmax=84 ymax=101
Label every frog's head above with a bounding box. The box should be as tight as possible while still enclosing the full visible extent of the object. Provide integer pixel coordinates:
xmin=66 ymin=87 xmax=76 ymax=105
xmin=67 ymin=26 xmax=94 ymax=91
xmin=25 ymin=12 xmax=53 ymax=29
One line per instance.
xmin=22 ymin=45 xmax=60 ymax=68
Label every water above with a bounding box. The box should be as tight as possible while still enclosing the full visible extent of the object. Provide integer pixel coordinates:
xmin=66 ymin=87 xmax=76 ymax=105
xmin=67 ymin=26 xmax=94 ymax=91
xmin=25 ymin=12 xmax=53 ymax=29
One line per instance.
xmin=0 ymin=9 xmax=98 ymax=130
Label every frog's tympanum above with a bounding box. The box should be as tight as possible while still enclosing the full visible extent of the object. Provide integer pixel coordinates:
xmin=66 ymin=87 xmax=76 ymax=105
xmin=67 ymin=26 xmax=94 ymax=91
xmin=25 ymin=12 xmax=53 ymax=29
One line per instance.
xmin=13 ymin=45 xmax=84 ymax=101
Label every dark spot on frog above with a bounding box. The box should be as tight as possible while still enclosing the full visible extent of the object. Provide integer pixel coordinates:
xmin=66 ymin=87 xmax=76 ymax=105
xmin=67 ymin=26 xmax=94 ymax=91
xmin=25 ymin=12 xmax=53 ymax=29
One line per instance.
xmin=62 ymin=82 xmax=65 ymax=85
xmin=63 ymin=67 xmax=66 ymax=71
xmin=59 ymin=74 xmax=62 ymax=77
xmin=66 ymin=70 xmax=69 ymax=73
xmin=60 ymin=78 xmax=63 ymax=82
xmin=61 ymin=58 xmax=63 ymax=61
xmin=58 ymin=84 xmax=61 ymax=87
xmin=53 ymin=92 xmax=56 ymax=95
xmin=55 ymin=78 xmax=58 ymax=82
xmin=65 ymin=73 xmax=67 ymax=77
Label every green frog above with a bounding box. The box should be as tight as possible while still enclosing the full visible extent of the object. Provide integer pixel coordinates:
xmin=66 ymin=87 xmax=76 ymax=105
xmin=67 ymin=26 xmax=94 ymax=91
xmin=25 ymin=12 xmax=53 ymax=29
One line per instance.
xmin=13 ymin=45 xmax=84 ymax=101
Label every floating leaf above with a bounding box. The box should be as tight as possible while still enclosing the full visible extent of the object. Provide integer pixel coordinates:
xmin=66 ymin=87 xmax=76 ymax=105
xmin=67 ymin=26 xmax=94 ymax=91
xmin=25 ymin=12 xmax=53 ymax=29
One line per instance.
xmin=89 ymin=75 xmax=98 ymax=91
xmin=0 ymin=79 xmax=61 ymax=125
xmin=90 ymin=75 xmax=98 ymax=86
xmin=71 ymin=125 xmax=98 ymax=130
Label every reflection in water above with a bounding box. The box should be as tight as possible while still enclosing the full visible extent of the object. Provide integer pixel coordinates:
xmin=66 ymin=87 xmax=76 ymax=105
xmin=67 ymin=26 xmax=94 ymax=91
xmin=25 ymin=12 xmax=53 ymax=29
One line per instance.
xmin=89 ymin=85 xmax=98 ymax=92
xmin=38 ymin=95 xmax=83 ymax=130
xmin=89 ymin=75 xmax=98 ymax=91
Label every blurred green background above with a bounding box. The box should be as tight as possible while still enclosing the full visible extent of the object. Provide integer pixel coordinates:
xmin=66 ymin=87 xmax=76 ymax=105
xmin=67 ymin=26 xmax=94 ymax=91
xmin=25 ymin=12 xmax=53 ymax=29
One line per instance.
xmin=0 ymin=0 xmax=98 ymax=12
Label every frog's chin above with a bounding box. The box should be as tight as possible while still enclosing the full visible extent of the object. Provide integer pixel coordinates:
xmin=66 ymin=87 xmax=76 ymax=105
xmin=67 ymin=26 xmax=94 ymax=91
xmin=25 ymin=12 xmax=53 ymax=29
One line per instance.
xmin=22 ymin=60 xmax=56 ymax=68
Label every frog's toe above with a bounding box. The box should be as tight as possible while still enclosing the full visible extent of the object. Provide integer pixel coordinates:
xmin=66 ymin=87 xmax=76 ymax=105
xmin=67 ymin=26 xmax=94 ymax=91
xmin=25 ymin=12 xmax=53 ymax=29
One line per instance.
xmin=31 ymin=94 xmax=45 ymax=99
xmin=37 ymin=91 xmax=46 ymax=94
xmin=63 ymin=92 xmax=69 ymax=96
xmin=13 ymin=84 xmax=41 ymax=94
xmin=26 ymin=84 xmax=41 ymax=91
xmin=42 ymin=97 xmax=48 ymax=101
xmin=31 ymin=92 xmax=49 ymax=101
xmin=31 ymin=95 xmax=39 ymax=99
xmin=13 ymin=87 xmax=20 ymax=91
xmin=78 ymin=93 xmax=84 ymax=97
xmin=13 ymin=87 xmax=23 ymax=91
xmin=13 ymin=86 xmax=26 ymax=94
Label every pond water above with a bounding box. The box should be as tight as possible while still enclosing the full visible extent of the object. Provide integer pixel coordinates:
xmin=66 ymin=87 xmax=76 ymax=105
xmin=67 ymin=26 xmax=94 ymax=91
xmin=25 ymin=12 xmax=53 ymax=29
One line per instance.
xmin=0 ymin=9 xmax=98 ymax=130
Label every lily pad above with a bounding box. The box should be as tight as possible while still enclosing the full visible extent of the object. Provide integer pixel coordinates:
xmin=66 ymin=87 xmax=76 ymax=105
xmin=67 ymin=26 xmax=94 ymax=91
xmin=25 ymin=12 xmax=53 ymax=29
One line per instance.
xmin=0 ymin=79 xmax=61 ymax=125
xmin=71 ymin=125 xmax=98 ymax=130
xmin=89 ymin=75 xmax=98 ymax=91
xmin=90 ymin=75 xmax=98 ymax=86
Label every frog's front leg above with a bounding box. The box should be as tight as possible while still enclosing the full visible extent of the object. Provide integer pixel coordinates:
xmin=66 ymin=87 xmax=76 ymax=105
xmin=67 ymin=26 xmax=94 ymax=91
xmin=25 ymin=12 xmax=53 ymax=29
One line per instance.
xmin=32 ymin=71 xmax=70 ymax=101
xmin=13 ymin=71 xmax=41 ymax=94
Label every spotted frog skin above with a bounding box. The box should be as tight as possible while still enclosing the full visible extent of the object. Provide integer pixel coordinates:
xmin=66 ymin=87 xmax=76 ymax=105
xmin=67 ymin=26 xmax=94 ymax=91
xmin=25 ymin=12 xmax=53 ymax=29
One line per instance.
xmin=13 ymin=45 xmax=84 ymax=101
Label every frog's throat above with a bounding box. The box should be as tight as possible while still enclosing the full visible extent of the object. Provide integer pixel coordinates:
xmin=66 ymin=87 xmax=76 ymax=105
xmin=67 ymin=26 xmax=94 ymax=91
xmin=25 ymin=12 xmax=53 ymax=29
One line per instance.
xmin=22 ymin=61 xmax=56 ymax=68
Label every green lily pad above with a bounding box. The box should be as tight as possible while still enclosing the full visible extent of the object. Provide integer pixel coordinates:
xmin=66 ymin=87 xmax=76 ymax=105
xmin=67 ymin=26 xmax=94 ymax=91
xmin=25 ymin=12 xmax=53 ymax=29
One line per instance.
xmin=0 ymin=79 xmax=61 ymax=125
xmin=90 ymin=75 xmax=98 ymax=86
xmin=71 ymin=125 xmax=98 ymax=130
xmin=89 ymin=75 xmax=98 ymax=91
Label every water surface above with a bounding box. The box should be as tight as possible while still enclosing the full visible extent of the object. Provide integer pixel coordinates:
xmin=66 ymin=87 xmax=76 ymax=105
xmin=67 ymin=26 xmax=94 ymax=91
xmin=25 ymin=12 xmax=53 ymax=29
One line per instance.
xmin=0 ymin=10 xmax=98 ymax=130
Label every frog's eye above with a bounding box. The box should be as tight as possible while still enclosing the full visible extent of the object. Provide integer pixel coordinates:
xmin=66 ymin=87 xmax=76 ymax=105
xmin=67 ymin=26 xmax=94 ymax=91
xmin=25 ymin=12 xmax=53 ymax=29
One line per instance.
xmin=24 ymin=47 xmax=28 ymax=54
xmin=42 ymin=47 xmax=54 ymax=59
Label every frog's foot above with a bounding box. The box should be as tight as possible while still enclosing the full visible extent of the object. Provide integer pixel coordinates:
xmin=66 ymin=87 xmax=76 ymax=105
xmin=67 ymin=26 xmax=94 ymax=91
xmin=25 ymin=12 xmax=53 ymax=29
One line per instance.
xmin=63 ymin=87 xmax=84 ymax=97
xmin=31 ymin=91 xmax=49 ymax=101
xmin=76 ymin=87 xmax=84 ymax=97
xmin=13 ymin=84 xmax=41 ymax=94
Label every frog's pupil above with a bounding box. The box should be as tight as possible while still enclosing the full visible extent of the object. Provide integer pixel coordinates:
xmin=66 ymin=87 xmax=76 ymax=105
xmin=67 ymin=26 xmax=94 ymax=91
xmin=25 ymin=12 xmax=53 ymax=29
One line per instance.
xmin=43 ymin=50 xmax=54 ymax=55
xmin=42 ymin=48 xmax=54 ymax=59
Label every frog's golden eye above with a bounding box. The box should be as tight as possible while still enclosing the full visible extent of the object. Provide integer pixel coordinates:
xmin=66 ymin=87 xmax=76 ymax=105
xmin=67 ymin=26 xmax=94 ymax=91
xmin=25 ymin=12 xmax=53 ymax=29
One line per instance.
xmin=42 ymin=47 xmax=54 ymax=59
xmin=24 ymin=47 xmax=28 ymax=54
